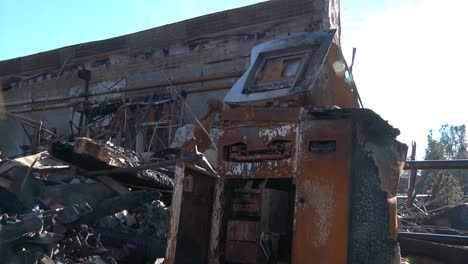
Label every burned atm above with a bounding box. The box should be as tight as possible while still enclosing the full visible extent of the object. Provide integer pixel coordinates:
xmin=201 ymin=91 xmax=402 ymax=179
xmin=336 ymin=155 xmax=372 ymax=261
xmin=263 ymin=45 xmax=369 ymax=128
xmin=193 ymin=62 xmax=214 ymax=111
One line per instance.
xmin=166 ymin=30 xmax=407 ymax=263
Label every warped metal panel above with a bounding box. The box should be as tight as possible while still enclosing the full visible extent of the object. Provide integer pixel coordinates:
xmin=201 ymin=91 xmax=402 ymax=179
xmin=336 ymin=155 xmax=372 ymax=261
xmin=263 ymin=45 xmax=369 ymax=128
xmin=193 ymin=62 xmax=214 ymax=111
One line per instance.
xmin=218 ymin=120 xmax=298 ymax=179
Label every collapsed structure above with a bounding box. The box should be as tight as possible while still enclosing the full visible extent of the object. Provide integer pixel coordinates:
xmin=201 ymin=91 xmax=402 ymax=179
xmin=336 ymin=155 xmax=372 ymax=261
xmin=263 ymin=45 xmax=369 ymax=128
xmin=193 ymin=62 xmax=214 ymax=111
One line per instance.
xmin=1 ymin=0 xmax=467 ymax=264
xmin=0 ymin=0 xmax=341 ymax=158
xmin=165 ymin=29 xmax=407 ymax=263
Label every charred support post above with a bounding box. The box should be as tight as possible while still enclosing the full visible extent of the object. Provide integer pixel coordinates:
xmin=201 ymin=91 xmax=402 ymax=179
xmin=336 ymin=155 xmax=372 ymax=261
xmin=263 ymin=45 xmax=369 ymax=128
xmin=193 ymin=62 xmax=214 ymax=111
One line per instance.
xmin=406 ymin=142 xmax=417 ymax=208
xmin=166 ymin=163 xmax=217 ymax=264
xmin=77 ymin=69 xmax=91 ymax=127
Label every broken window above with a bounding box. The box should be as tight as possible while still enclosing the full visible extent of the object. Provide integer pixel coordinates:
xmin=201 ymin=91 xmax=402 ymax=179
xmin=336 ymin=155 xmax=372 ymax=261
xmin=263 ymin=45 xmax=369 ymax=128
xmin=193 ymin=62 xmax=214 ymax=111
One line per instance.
xmin=243 ymin=46 xmax=319 ymax=94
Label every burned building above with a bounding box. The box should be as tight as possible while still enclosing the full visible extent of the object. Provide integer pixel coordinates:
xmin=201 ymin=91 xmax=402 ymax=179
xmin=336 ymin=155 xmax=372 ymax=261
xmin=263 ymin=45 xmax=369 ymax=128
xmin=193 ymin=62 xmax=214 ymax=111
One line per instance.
xmin=4 ymin=1 xmax=461 ymax=264
xmin=0 ymin=0 xmax=340 ymax=157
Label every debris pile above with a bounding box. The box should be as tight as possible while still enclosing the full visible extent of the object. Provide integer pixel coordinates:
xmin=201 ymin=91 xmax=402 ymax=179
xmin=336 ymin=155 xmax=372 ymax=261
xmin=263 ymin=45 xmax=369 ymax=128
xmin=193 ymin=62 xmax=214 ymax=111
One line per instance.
xmin=0 ymin=138 xmax=174 ymax=263
xmin=397 ymin=191 xmax=468 ymax=262
xmin=398 ymin=195 xmax=468 ymax=235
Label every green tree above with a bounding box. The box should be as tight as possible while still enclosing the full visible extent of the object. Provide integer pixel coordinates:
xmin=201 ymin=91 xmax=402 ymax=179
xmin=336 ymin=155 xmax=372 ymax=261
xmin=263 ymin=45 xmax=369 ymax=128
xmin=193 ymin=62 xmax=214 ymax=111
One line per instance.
xmin=421 ymin=125 xmax=465 ymax=208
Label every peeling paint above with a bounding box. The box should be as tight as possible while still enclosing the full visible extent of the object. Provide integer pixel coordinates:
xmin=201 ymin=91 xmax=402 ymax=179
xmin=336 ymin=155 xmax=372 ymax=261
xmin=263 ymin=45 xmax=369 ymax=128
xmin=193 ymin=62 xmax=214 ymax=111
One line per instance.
xmin=225 ymin=159 xmax=292 ymax=177
xmin=230 ymin=162 xmax=253 ymax=175
xmin=258 ymin=124 xmax=294 ymax=141
xmin=302 ymin=180 xmax=335 ymax=247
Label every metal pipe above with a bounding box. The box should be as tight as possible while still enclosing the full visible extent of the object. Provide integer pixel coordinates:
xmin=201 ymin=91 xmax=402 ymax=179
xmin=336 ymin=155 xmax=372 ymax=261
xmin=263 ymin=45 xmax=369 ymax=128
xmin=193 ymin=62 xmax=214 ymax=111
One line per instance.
xmin=3 ymin=71 xmax=242 ymax=108
xmin=96 ymin=71 xmax=240 ymax=96
xmin=186 ymin=83 xmax=232 ymax=93
xmin=399 ymin=232 xmax=468 ymax=246
xmin=8 ymin=82 xmax=234 ymax=114
xmin=6 ymin=112 xmax=56 ymax=136
xmin=404 ymin=160 xmax=468 ymax=170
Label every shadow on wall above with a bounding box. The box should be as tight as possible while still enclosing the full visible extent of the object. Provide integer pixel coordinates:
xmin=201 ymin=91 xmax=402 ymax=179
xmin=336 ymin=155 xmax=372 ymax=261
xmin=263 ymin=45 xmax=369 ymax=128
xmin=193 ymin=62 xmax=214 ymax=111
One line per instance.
xmin=0 ymin=119 xmax=26 ymax=157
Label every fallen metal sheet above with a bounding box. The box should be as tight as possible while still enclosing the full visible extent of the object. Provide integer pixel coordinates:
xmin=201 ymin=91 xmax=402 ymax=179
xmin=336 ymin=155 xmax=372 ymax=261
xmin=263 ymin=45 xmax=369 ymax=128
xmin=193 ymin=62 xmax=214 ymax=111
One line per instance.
xmin=400 ymin=237 xmax=468 ymax=264
xmin=422 ymin=203 xmax=468 ymax=232
xmin=14 ymin=151 xmax=70 ymax=171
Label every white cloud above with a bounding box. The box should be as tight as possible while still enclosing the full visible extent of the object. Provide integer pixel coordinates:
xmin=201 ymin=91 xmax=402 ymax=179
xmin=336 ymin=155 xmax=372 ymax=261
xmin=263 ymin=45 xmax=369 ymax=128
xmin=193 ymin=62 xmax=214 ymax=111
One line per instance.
xmin=342 ymin=0 xmax=468 ymax=158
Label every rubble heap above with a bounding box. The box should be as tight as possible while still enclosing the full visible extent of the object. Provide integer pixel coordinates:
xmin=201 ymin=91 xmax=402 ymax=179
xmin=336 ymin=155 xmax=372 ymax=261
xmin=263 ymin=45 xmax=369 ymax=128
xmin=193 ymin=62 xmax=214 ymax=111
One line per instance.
xmin=0 ymin=138 xmax=174 ymax=263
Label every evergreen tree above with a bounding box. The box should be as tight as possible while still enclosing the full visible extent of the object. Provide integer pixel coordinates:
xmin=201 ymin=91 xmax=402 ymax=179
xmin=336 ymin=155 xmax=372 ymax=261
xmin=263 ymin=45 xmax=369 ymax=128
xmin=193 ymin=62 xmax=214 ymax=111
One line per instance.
xmin=421 ymin=125 xmax=465 ymax=208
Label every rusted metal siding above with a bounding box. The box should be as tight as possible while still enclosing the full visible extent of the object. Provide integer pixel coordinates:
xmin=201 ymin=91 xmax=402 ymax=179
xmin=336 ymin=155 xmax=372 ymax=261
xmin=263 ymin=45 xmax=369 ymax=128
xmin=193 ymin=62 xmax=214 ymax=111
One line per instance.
xmin=218 ymin=108 xmax=299 ymax=179
xmin=292 ymin=119 xmax=352 ymax=263
xmin=169 ymin=108 xmax=405 ymax=263
xmin=218 ymin=126 xmax=298 ymax=178
xmin=222 ymin=107 xmax=300 ymax=123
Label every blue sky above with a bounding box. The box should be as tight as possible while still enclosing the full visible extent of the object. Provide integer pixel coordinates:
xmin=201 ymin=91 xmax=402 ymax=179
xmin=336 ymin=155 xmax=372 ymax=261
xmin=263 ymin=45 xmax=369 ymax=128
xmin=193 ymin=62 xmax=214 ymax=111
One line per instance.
xmin=0 ymin=0 xmax=267 ymax=60
xmin=1 ymin=0 xmax=467 ymax=159
xmin=0 ymin=0 xmax=392 ymax=60
xmin=341 ymin=0 xmax=468 ymax=159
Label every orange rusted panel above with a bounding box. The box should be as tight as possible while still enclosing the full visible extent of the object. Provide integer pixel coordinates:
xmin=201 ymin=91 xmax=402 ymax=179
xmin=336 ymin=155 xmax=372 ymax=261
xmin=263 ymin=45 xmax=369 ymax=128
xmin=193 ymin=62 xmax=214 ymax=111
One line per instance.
xmin=226 ymin=221 xmax=258 ymax=242
xmin=218 ymin=118 xmax=298 ymax=178
xmin=292 ymin=119 xmax=352 ymax=264
xmin=223 ymin=107 xmax=300 ymax=123
xmin=73 ymin=137 xmax=127 ymax=167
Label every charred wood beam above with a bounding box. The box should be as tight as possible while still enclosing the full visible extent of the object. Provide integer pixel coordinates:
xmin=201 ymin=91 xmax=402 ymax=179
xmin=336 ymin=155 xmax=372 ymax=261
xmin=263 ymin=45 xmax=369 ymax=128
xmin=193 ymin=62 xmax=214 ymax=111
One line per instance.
xmin=94 ymin=227 xmax=165 ymax=259
xmin=406 ymin=142 xmax=417 ymax=208
xmin=48 ymin=140 xmax=115 ymax=171
xmin=69 ymin=191 xmax=160 ymax=227
xmin=48 ymin=140 xmax=190 ymax=190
